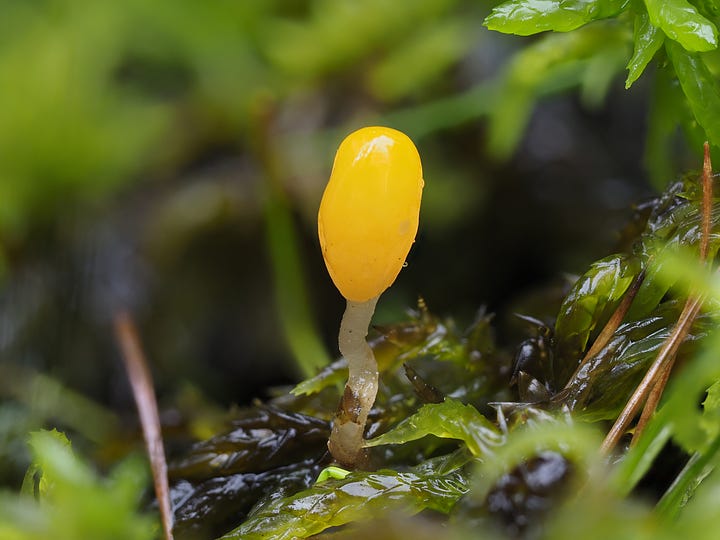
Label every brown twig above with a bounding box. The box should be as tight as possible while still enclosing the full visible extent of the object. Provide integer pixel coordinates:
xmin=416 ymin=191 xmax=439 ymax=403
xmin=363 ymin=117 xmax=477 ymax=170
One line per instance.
xmin=561 ymin=268 xmax=646 ymax=393
xmin=600 ymin=296 xmax=704 ymax=454
xmin=628 ymin=143 xmax=715 ymax=446
xmin=114 ymin=312 xmax=174 ymax=540
xmin=631 ymin=352 xmax=673 ymax=446
xmin=701 ymin=142 xmax=713 ymax=261
xmin=602 ymin=143 xmax=714 ymax=454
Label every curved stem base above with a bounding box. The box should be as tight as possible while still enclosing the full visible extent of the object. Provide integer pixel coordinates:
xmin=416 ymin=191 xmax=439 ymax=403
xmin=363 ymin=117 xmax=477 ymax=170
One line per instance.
xmin=328 ymin=297 xmax=379 ymax=467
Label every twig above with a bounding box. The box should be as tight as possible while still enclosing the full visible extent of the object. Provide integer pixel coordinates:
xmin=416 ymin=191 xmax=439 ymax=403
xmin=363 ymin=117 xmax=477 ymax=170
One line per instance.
xmin=600 ymin=296 xmax=703 ymax=454
xmin=629 ymin=143 xmax=715 ymax=446
xmin=562 ymin=268 xmax=646 ymax=392
xmin=602 ymin=143 xmax=714 ymax=454
xmin=701 ymin=142 xmax=714 ymax=261
xmin=631 ymin=354 xmax=673 ymax=447
xmin=114 ymin=311 xmax=174 ymax=540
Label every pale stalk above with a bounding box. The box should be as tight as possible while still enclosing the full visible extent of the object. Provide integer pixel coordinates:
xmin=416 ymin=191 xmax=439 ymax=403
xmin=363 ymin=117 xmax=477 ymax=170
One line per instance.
xmin=328 ymin=296 xmax=380 ymax=467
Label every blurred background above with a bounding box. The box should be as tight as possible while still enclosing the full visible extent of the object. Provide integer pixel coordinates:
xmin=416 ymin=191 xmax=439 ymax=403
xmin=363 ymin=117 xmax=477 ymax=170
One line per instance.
xmin=0 ymin=0 xmax=700 ymax=487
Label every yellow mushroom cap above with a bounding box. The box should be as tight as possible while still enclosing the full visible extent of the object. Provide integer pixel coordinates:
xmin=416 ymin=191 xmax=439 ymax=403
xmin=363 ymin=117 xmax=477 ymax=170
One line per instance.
xmin=318 ymin=126 xmax=424 ymax=302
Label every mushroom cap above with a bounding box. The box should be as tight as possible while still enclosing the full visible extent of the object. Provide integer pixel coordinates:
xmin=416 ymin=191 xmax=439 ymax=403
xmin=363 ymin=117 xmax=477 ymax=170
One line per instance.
xmin=318 ymin=126 xmax=424 ymax=302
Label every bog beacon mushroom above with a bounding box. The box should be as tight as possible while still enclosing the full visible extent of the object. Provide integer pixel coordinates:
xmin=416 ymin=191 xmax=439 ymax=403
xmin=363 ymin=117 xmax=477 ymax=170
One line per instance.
xmin=318 ymin=126 xmax=424 ymax=466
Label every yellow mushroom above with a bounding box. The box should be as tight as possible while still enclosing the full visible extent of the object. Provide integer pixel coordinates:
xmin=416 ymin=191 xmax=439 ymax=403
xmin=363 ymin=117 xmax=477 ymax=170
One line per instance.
xmin=318 ymin=126 xmax=424 ymax=466
xmin=319 ymin=126 xmax=424 ymax=302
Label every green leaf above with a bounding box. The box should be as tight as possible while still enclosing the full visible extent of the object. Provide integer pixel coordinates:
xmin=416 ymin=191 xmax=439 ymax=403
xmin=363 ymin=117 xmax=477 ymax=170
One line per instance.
xmin=647 ymin=247 xmax=720 ymax=309
xmin=364 ymin=398 xmax=503 ymax=457
xmin=291 ymin=357 xmax=346 ymax=396
xmin=644 ymin=0 xmax=718 ymax=51
xmin=484 ymin=0 xmax=629 ymax=35
xmin=626 ymin=12 xmax=665 ymax=88
xmin=169 ymin=407 xmax=330 ymax=479
xmin=558 ymin=299 xmax=717 ymax=421
xmin=703 ymin=378 xmax=720 ymax=413
xmin=315 ymin=466 xmax=350 ymax=483
xmin=222 ymin=466 xmax=469 ymax=539
xmin=553 ymin=253 xmax=642 ymax=384
xmin=626 ymin=189 xmax=720 ymax=319
xmin=667 ymin=41 xmax=720 ymax=145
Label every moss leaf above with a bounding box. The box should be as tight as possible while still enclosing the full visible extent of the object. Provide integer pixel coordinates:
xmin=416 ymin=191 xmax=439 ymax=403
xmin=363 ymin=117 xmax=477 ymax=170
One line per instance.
xmin=484 ymin=0 xmax=629 ymax=35
xmin=221 ymin=466 xmax=469 ymax=539
xmin=626 ymin=11 xmax=665 ymax=88
xmin=645 ymin=0 xmax=718 ymax=52
xmin=364 ymin=398 xmax=503 ymax=457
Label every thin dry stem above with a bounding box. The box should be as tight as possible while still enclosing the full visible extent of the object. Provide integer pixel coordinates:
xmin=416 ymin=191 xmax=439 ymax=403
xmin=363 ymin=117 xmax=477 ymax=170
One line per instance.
xmin=631 ymin=356 xmax=673 ymax=446
xmin=602 ymin=143 xmax=714 ymax=454
xmin=630 ymin=143 xmax=715 ymax=446
xmin=701 ymin=142 xmax=713 ymax=261
xmin=562 ymin=269 xmax=646 ymax=392
xmin=600 ymin=296 xmax=704 ymax=454
xmin=114 ymin=312 xmax=174 ymax=540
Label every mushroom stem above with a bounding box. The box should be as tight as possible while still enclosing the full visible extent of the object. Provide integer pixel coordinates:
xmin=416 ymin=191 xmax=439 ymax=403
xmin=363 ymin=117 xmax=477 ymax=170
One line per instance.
xmin=328 ymin=296 xmax=380 ymax=467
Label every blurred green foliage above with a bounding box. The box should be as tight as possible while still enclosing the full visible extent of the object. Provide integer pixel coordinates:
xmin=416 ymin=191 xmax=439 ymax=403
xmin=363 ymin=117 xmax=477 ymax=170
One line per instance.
xmin=0 ymin=0 xmax=477 ymax=248
xmin=486 ymin=0 xmax=720 ymax=185
xmin=0 ymin=3 xmax=482 ymax=412
xmin=0 ymin=429 xmax=154 ymax=539
xmin=1 ymin=0 xmax=718 ymax=262
xmin=0 ymin=0 xmax=483 ymax=375
xmin=8 ymin=0 xmax=720 ymax=268
xmin=4 ymin=1 xmax=720 ymax=538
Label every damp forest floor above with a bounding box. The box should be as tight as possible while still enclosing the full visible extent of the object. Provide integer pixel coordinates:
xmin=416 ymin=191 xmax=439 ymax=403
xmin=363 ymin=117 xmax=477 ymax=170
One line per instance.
xmin=7 ymin=0 xmax=720 ymax=538
xmin=5 ymin=164 xmax=720 ymax=540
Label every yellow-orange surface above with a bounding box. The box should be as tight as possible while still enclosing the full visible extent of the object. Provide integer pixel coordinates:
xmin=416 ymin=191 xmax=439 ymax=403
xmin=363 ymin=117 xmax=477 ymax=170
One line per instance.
xmin=318 ymin=126 xmax=424 ymax=302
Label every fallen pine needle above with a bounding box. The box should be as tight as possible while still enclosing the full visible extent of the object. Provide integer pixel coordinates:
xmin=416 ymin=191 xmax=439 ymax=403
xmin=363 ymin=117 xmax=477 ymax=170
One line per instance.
xmin=114 ymin=311 xmax=174 ymax=540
